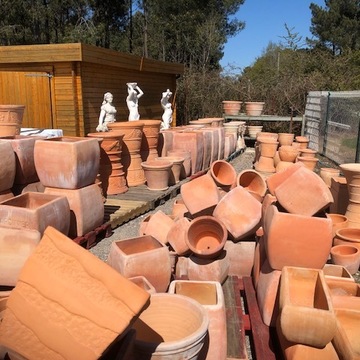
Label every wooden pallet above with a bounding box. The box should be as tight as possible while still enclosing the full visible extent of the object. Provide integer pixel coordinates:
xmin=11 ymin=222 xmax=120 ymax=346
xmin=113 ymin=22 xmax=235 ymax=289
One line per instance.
xmin=72 ymin=222 xmax=112 ymax=249
xmin=224 ymin=276 xmax=281 ymax=360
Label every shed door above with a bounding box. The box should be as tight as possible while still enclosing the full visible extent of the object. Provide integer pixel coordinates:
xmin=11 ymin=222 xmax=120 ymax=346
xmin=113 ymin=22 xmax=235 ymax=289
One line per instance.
xmin=0 ymin=70 xmax=53 ymax=129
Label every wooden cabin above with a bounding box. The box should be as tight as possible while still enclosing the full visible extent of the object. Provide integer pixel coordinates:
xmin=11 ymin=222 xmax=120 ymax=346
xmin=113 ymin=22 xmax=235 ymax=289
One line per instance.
xmin=0 ymin=43 xmax=184 ymax=136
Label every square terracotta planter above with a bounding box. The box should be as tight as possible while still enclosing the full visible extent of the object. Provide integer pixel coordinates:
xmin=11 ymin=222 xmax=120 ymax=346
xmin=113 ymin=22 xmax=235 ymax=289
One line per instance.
xmin=107 ymin=235 xmax=172 ymax=292
xmin=34 ymin=136 xmax=100 ymax=189
xmin=44 ymin=183 xmax=104 ymax=238
xmin=0 ymin=226 xmax=150 ymax=360
xmin=325 ymin=278 xmax=360 ymax=311
xmin=0 ymin=191 xmax=70 ymax=236
xmin=279 ymin=266 xmax=337 ymax=348
xmin=168 ymin=280 xmax=227 ymax=360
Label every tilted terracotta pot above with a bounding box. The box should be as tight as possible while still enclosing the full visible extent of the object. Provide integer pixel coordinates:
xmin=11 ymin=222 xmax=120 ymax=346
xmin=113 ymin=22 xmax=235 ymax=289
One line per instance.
xmin=209 ymin=160 xmax=237 ymax=192
xmin=0 ymin=105 xmax=25 ymax=137
xmin=235 ymin=169 xmax=267 ymax=197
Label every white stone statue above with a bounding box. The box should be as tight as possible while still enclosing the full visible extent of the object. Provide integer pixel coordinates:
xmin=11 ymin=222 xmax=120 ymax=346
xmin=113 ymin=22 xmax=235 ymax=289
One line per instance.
xmin=126 ymin=82 xmax=144 ymax=121
xmin=160 ymin=89 xmax=173 ymax=130
xmin=96 ymin=92 xmax=117 ymax=132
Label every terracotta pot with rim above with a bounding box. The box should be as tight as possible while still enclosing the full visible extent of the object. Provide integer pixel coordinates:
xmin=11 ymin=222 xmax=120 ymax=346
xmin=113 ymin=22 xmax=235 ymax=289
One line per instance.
xmin=245 ymin=101 xmax=265 ymax=116
xmin=141 ymin=160 xmax=172 ymax=191
xmin=330 ymin=244 xmax=360 ymax=275
xmin=209 ymin=160 xmax=237 ymax=192
xmin=278 ymin=133 xmax=295 ymax=147
xmin=155 ymin=156 xmax=185 ymax=185
xmin=333 ymin=227 xmax=360 ymax=251
xmin=235 ymin=169 xmax=267 ymax=197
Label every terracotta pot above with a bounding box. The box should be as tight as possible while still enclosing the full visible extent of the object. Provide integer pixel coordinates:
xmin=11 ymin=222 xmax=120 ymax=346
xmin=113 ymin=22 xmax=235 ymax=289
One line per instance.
xmin=319 ymin=168 xmax=340 ymax=188
xmin=140 ymin=119 xmax=162 ymax=161
xmin=166 ymin=217 xmax=192 ymax=256
xmin=0 ymin=226 xmax=41 ymax=286
xmin=132 ymin=293 xmax=209 ymax=360
xmin=222 ymin=100 xmax=242 ymax=115
xmin=107 ymin=235 xmax=171 ymax=293
xmin=129 ymin=276 xmax=156 ymax=294
xmin=263 ymin=204 xmax=333 ymax=270
xmin=295 ymin=135 xmax=309 ymax=149
xmin=171 ymin=197 xmax=190 ymax=219
xmin=180 ymin=173 xmax=220 ymax=216
xmin=330 ymin=244 xmax=360 ymax=275
xmin=245 ymin=101 xmax=265 ymax=116
xmin=167 ymin=149 xmax=192 ymax=178
xmin=155 ymin=156 xmax=184 ymax=185
xmin=199 ymin=127 xmax=220 ymax=164
xmin=44 ymin=183 xmax=104 ymax=238
xmin=278 ymin=145 xmax=299 ymax=163
xmin=34 ymin=136 xmax=100 ymax=189
xmin=278 ymin=133 xmax=295 ymax=147
xmin=247 ymin=125 xmax=263 ymax=139
xmin=108 ymin=121 xmax=146 ymax=187
xmin=333 ymin=227 xmax=360 ymax=252
xmin=0 ymin=191 xmax=70 ymax=236
xmin=168 ymin=280 xmax=227 ymax=360
xmin=0 ymin=105 xmax=25 ymax=137
xmin=323 ymin=264 xmax=354 ymax=282
xmin=0 ymin=226 xmax=150 ymax=360
xmin=213 ymin=186 xmax=262 ymax=241
xmin=279 ymin=266 xmax=337 ymax=348
xmin=257 ymin=132 xmax=279 ymax=142
xmin=299 ymin=148 xmax=317 ymax=158
xmin=87 ymin=131 xmax=128 ymax=195
xmin=209 ymin=160 xmax=237 ymax=192
xmin=185 ymin=216 xmax=227 ymax=259
xmin=326 ymin=213 xmax=348 ymax=238
xmin=0 ymin=140 xmax=16 ymax=192
xmin=141 ymin=160 xmax=172 ymax=191
xmin=235 ymin=169 xmax=267 ymax=197
xmin=275 ymin=161 xmax=295 ymax=173
xmin=259 ymin=140 xmax=279 ymax=158
xmin=157 ymin=129 xmax=173 ymax=157
xmin=326 ymin=279 xmax=360 ymax=310
xmin=254 ymin=155 xmax=276 ymax=173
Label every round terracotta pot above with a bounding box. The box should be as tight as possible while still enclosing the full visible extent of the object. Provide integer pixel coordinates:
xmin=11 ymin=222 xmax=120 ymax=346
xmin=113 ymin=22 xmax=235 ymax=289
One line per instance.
xmin=278 ymin=133 xmax=294 ymax=147
xmin=222 ymin=100 xmax=242 ymax=116
xmin=141 ymin=160 xmax=172 ymax=191
xmin=245 ymin=101 xmax=265 ymax=116
xmin=257 ymin=132 xmax=279 ymax=142
xmin=132 ymin=293 xmax=209 ymax=359
xmin=333 ymin=227 xmax=360 ymax=251
xmin=185 ymin=216 xmax=227 ymax=259
xmin=295 ymin=136 xmax=309 ymax=149
xmin=278 ymin=145 xmax=299 ymax=163
xmin=320 ymin=167 xmax=341 ymax=187
xmin=235 ymin=169 xmax=267 ymax=197
xmin=296 ymin=156 xmax=319 ymax=171
xmin=0 ymin=105 xmax=25 ymax=137
xmin=299 ymin=148 xmax=317 ymax=158
xmin=259 ymin=140 xmax=279 ymax=158
xmin=247 ymin=125 xmax=263 ymax=139
xmin=330 ymin=244 xmax=360 ymax=275
xmin=167 ymin=149 xmax=192 ymax=178
xmin=254 ymin=155 xmax=276 ymax=173
xmin=156 ymin=156 xmax=185 ymax=185
xmin=326 ymin=213 xmax=348 ymax=238
xmin=210 ymin=160 xmax=237 ymax=192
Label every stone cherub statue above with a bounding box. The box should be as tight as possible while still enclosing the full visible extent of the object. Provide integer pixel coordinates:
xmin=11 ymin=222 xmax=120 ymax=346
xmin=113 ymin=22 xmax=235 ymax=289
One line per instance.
xmin=160 ymin=89 xmax=173 ymax=130
xmin=96 ymin=92 xmax=117 ymax=132
xmin=126 ymin=82 xmax=144 ymax=121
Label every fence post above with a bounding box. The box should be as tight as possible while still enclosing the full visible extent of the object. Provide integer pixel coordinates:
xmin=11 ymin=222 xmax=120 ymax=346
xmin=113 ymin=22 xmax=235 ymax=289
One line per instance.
xmin=323 ymin=92 xmax=331 ymax=156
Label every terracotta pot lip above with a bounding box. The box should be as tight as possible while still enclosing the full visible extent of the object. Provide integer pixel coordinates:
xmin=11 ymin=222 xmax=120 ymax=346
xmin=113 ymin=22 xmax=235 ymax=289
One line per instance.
xmin=335 ymin=227 xmax=360 ymax=242
xmin=222 ymin=100 xmax=242 ymax=104
xmin=320 ymin=167 xmax=340 ymax=173
xmin=340 ymin=163 xmax=360 ymax=171
xmin=297 ymin=156 xmax=318 ymax=162
xmin=326 ymin=213 xmax=348 ymax=222
xmin=331 ymin=244 xmax=359 ymax=255
xmin=87 ymin=132 xmax=125 ymax=139
xmin=108 ymin=121 xmax=144 ymax=129
xmin=210 ymin=160 xmax=237 ymax=186
xmin=244 ymin=101 xmax=265 ymax=105
xmin=141 ymin=160 xmax=172 ymax=168
xmin=141 ymin=119 xmax=162 ymax=125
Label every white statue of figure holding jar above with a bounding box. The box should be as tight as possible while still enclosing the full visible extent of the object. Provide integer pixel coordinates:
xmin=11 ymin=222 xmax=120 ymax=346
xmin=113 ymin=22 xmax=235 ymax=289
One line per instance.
xmin=96 ymin=92 xmax=117 ymax=132
xmin=160 ymin=89 xmax=173 ymax=130
xmin=126 ymin=82 xmax=144 ymax=121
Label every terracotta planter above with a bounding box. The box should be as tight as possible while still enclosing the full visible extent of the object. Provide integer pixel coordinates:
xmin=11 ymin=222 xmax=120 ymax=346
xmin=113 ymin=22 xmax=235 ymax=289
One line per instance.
xmin=140 ymin=119 xmax=162 ymax=161
xmin=326 ymin=279 xmax=360 ymax=310
xmin=44 ymin=183 xmax=104 ymax=238
xmin=0 ymin=140 xmax=16 ymax=192
xmin=213 ymin=186 xmax=262 ymax=241
xmin=275 ymin=161 xmax=295 ymax=173
xmin=171 ymin=197 xmax=190 ymax=219
xmin=259 ymin=139 xmax=279 ymax=158
xmin=132 ymin=293 xmax=209 ymax=360
xmin=166 ymin=217 xmax=192 ymax=256
xmin=168 ymin=280 xmax=227 ymax=360
xmin=245 ymin=101 xmax=265 ymax=116
xmin=296 ymin=155 xmax=319 ymax=171
xmin=254 ymin=155 xmax=276 ymax=173
xmin=128 ymin=276 xmax=156 ymax=294
xmin=87 ymin=131 xmax=128 ymax=195
xmin=157 ymin=129 xmax=174 ymax=157
xmin=0 ymin=226 xmax=150 ymax=360
xmin=247 ymin=125 xmax=263 ymax=139
xmin=330 ymin=244 xmax=360 ymax=275
xmin=263 ymin=204 xmax=333 ymax=270
xmin=323 ymin=264 xmax=354 ymax=282
xmin=278 ymin=133 xmax=295 ymax=147
xmin=326 ymin=213 xmax=348 ymax=238
xmin=0 ymin=105 xmax=25 ymax=137
xmin=224 ymin=133 xmax=236 ymax=159
xmin=279 ymin=266 xmax=337 ymax=348
xmin=0 ymin=226 xmax=41 ymax=286
xmin=107 ymin=235 xmax=171 ymax=292
xmin=185 ymin=216 xmax=227 ymax=259
xmin=278 ymin=145 xmax=299 ymax=163
xmin=141 ymin=160 xmax=172 ymax=191
xmin=333 ymin=227 xmax=360 ymax=252
xmin=167 ymin=149 xmax=192 ymax=178
xmin=155 ymin=156 xmax=184 ymax=185
xmin=299 ymin=148 xmax=317 ymax=158
xmin=34 ymin=136 xmax=100 ymax=189
xmin=180 ymin=173 xmax=220 ymax=216
xmin=108 ymin=121 xmax=146 ymax=187
xmin=209 ymin=160 xmax=237 ymax=192
xmin=222 ymin=100 xmax=242 ymax=115
xmin=235 ymin=169 xmax=267 ymax=197
xmin=257 ymin=132 xmax=278 ymax=142
xmin=295 ymin=135 xmax=310 ymax=149
xmin=0 ymin=191 xmax=70 ymax=236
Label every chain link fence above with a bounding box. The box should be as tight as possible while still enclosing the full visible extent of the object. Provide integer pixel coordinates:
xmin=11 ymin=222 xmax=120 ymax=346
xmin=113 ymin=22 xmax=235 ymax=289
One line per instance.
xmin=305 ymin=91 xmax=360 ymax=165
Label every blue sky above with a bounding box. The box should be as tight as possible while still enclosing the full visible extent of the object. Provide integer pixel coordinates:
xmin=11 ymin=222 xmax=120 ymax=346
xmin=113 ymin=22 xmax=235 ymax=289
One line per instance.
xmin=220 ymin=0 xmax=326 ymax=71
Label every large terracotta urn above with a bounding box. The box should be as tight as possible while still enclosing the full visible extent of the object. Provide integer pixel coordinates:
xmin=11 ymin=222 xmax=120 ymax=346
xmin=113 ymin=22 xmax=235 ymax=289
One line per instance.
xmin=87 ymin=131 xmax=128 ymax=195
xmin=108 ymin=121 xmax=146 ymax=187
xmin=140 ymin=119 xmax=162 ymax=161
xmin=34 ymin=136 xmax=100 ymax=189
xmin=0 ymin=105 xmax=25 ymax=137
xmin=132 ymin=293 xmax=209 ymax=360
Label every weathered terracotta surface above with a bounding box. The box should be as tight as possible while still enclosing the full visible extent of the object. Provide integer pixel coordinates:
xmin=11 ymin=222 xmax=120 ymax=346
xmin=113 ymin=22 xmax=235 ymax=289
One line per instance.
xmin=0 ymin=226 xmax=150 ymax=360
xmin=44 ymin=183 xmax=104 ymax=238
xmin=333 ymin=309 xmax=360 ymax=359
xmin=132 ymin=293 xmax=209 ymax=360
xmin=157 ymin=129 xmax=174 ymax=157
xmin=171 ymin=197 xmax=190 ymax=219
xmin=141 ymin=160 xmax=172 ymax=191
xmin=273 ymin=164 xmax=333 ymax=216
xmin=252 ymin=233 xmax=267 ymax=289
xmin=168 ymin=280 xmax=227 ymax=360
xmin=201 ymin=127 xmax=220 ymax=163
xmin=0 ymin=189 xmax=14 ymax=202
xmin=279 ymin=266 xmax=337 ymax=348
xmin=263 ymin=204 xmax=333 ymax=270
xmin=181 ymin=173 xmax=220 ymax=216
xmin=185 ymin=216 xmax=227 ymax=259
xmin=166 ymin=217 xmax=192 ymax=256
xmin=34 ymin=136 xmax=100 ymax=189
xmin=330 ymin=244 xmax=360 ymax=275
xmin=107 ymin=235 xmax=172 ymax=292
xmin=0 ymin=140 xmax=16 ymax=192
xmin=0 ymin=226 xmax=41 ymax=286
xmin=0 ymin=191 xmax=70 ymax=236
xmin=259 ymin=139 xmax=279 ymax=158
xmin=213 ymin=186 xmax=262 ymax=241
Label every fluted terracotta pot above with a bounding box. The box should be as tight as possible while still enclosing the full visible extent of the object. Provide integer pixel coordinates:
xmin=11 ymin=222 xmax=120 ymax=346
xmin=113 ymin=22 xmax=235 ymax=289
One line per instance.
xmin=108 ymin=121 xmax=146 ymax=187
xmin=141 ymin=160 xmax=172 ymax=191
xmin=245 ymin=101 xmax=265 ymax=116
xmin=132 ymin=293 xmax=209 ymax=360
xmin=330 ymin=244 xmax=360 ymax=275
xmin=140 ymin=120 xmax=162 ymax=161
xmin=87 ymin=131 xmax=128 ymax=195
